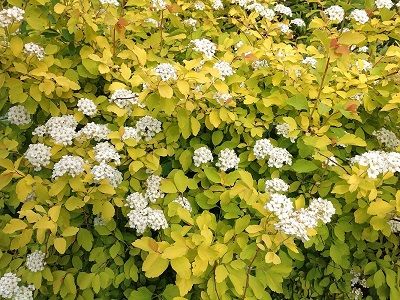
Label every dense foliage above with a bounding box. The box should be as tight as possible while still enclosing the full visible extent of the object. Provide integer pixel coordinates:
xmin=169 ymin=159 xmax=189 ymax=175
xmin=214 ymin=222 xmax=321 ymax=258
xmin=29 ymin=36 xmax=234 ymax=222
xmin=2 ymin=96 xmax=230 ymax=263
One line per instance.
xmin=0 ymin=0 xmax=400 ymax=299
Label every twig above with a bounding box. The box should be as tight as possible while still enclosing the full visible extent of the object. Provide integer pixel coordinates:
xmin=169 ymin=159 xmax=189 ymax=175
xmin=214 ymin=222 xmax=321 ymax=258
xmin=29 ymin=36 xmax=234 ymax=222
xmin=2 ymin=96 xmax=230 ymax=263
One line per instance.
xmin=310 ymin=56 xmax=331 ymax=118
xmin=241 ymin=247 xmax=260 ymax=299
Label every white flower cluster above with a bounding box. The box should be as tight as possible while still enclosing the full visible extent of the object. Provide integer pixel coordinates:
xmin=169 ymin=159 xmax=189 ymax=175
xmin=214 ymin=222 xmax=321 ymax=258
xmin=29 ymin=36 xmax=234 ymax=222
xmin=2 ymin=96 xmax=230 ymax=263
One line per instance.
xmin=91 ymin=162 xmax=123 ymax=187
xmin=265 ymin=178 xmax=289 ymax=194
xmin=0 ymin=6 xmax=24 ymax=28
xmin=109 ymin=89 xmax=140 ymax=109
xmin=24 ymin=43 xmax=45 ymax=60
xmin=77 ymin=123 xmax=110 ymax=141
xmin=325 ymin=156 xmax=338 ymax=167
xmin=52 ymin=155 xmax=85 ymax=180
xmin=216 ymin=148 xmax=240 ymax=172
xmin=99 ymin=0 xmax=120 ymax=5
xmin=212 ymin=0 xmax=223 ymax=10
xmin=122 ymin=127 xmax=140 ymax=141
xmin=358 ymin=46 xmax=369 ymax=53
xmin=0 ymin=273 xmax=34 ymax=300
xmin=93 ymin=216 xmax=106 ymax=226
xmin=279 ymin=24 xmax=290 ymax=34
xmin=125 ymin=192 xmax=148 ymax=210
xmin=94 ymin=142 xmax=121 ymax=165
xmin=350 ymin=270 xmax=367 ymax=300
xmin=153 ymin=63 xmax=177 ymax=81
xmin=25 ymin=143 xmax=51 ymax=171
xmin=252 ymin=59 xmax=268 ymax=70
xmin=274 ymin=4 xmax=292 ymax=16
xmin=276 ymin=123 xmax=296 ymax=142
xmin=350 ymin=151 xmax=400 ymax=178
xmin=245 ymin=3 xmax=275 ymax=21
xmin=144 ymin=175 xmax=164 ymax=202
xmin=324 ymin=5 xmax=345 ymax=22
xmin=355 ymin=59 xmax=372 ymax=72
xmin=388 ymin=218 xmax=400 ymax=233
xmin=194 ymin=1 xmax=205 ymax=10
xmin=191 ymin=39 xmax=217 ymax=59
xmin=372 ymin=128 xmax=400 ymax=149
xmin=127 ymin=207 xmax=168 ymax=234
xmin=125 ymin=176 xmax=168 ymax=234
xmin=183 ymin=18 xmax=197 ymax=28
xmin=213 ymin=61 xmax=234 ymax=79
xmin=26 ymin=250 xmax=46 ymax=272
xmin=34 ymin=115 xmax=78 ymax=145
xmin=173 ymin=195 xmax=192 ymax=212
xmin=290 ymin=18 xmax=306 ymax=27
xmin=77 ymin=98 xmax=97 ymax=116
xmin=145 ymin=18 xmax=159 ymax=26
xmin=12 ymin=285 xmax=35 ymax=300
xmin=266 ymin=195 xmax=335 ymax=241
xmin=135 ymin=116 xmax=162 ymax=141
xmin=213 ymin=92 xmax=232 ymax=104
xmin=302 ymin=56 xmax=317 ymax=68
xmin=253 ymin=139 xmax=293 ymax=168
xmin=193 ymin=146 xmax=213 ymax=167
xmin=6 ymin=105 xmax=31 ymax=126
xmin=151 ymin=0 xmax=166 ymax=11
xmin=350 ymin=9 xmax=369 ymax=24
xmin=375 ymin=0 xmax=393 ymax=9
xmin=0 ymin=273 xmax=20 ymax=299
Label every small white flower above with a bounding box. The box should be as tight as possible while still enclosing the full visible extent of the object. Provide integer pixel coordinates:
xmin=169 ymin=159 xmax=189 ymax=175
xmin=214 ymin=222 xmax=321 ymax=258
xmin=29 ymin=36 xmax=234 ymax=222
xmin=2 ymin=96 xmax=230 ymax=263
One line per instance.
xmin=302 ymin=56 xmax=317 ymax=68
xmin=355 ymin=59 xmax=372 ymax=72
xmin=290 ymin=18 xmax=306 ymax=27
xmin=324 ymin=5 xmax=345 ymax=22
xmin=265 ymin=178 xmax=289 ymax=194
xmin=77 ymin=123 xmax=110 ymax=141
xmin=375 ymin=0 xmax=394 ymax=9
xmin=212 ymin=0 xmax=223 ymax=10
xmin=0 ymin=6 xmax=25 ymax=28
xmin=135 ymin=116 xmax=162 ymax=141
xmin=91 ymin=162 xmax=123 ymax=187
xmin=24 ymin=43 xmax=45 ymax=60
xmin=252 ymin=60 xmax=268 ymax=70
xmin=153 ymin=63 xmax=177 ymax=81
xmin=191 ymin=39 xmax=216 ymax=59
xmin=213 ymin=92 xmax=232 ymax=104
xmin=183 ymin=18 xmax=197 ymax=28
xmin=193 ymin=146 xmax=213 ymax=167
xmin=216 ymin=148 xmax=240 ymax=172
xmin=94 ymin=142 xmax=121 ymax=165
xmin=279 ymin=23 xmax=290 ymax=34
xmin=6 ymin=105 xmax=31 ymax=126
xmin=350 ymin=9 xmax=369 ymax=24
xmin=99 ymin=0 xmax=120 ymax=5
xmin=274 ymin=4 xmax=292 ymax=17
xmin=265 ymin=193 xmax=294 ymax=220
xmin=145 ymin=18 xmax=159 ymax=26
xmin=144 ymin=175 xmax=164 ymax=202
xmin=151 ymin=0 xmax=166 ymax=11
xmin=109 ymin=89 xmax=140 ymax=109
xmin=372 ymin=128 xmax=400 ymax=149
xmin=52 ymin=155 xmax=85 ymax=179
xmin=194 ymin=1 xmax=205 ymax=10
xmin=26 ymin=250 xmax=46 ymax=272
xmin=77 ymin=98 xmax=97 ymax=116
xmin=213 ymin=61 xmax=234 ymax=79
xmin=122 ymin=126 xmax=141 ymax=141
xmin=358 ymin=46 xmax=369 ymax=53
xmin=126 ymin=192 xmax=148 ymax=210
xmin=0 ymin=273 xmax=20 ymax=299
xmin=25 ymin=143 xmax=51 ymax=171
xmin=94 ymin=216 xmax=106 ymax=226
xmin=173 ymin=195 xmax=192 ymax=212
xmin=350 ymin=151 xmax=400 ymax=178
xmin=388 ymin=218 xmax=400 ymax=233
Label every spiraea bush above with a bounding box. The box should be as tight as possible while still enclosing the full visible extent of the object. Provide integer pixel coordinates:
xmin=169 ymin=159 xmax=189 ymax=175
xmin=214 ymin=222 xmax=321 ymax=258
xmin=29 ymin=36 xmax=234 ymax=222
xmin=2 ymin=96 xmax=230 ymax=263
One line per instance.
xmin=0 ymin=0 xmax=400 ymax=299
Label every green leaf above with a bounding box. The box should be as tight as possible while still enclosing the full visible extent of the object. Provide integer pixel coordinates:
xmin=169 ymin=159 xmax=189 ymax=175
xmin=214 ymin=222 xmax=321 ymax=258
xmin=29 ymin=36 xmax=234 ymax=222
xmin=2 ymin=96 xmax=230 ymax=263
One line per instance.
xmin=173 ymin=170 xmax=188 ymax=193
xmin=204 ymin=167 xmax=221 ymax=183
xmin=292 ymin=159 xmax=318 ymax=173
xmin=160 ymin=179 xmax=178 ymax=193
xmin=338 ymin=32 xmax=365 ymax=45
xmin=286 ymin=95 xmax=308 ymax=110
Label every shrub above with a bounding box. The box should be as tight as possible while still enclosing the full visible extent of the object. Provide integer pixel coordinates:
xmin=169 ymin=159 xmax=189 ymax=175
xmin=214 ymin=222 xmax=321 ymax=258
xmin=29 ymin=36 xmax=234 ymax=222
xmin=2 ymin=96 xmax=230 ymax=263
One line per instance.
xmin=0 ymin=0 xmax=400 ymax=299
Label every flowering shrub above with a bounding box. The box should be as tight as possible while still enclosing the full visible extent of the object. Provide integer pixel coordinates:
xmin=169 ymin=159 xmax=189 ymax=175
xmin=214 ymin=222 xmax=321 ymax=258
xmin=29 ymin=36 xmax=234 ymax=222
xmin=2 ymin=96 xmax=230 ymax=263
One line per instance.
xmin=1 ymin=0 xmax=400 ymax=299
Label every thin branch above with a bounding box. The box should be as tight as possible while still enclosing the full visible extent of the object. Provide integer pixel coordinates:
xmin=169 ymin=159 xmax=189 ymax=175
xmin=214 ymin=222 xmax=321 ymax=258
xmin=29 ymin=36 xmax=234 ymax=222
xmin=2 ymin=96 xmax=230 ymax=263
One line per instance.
xmin=241 ymin=247 xmax=260 ymax=299
xmin=310 ymin=56 xmax=331 ymax=118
